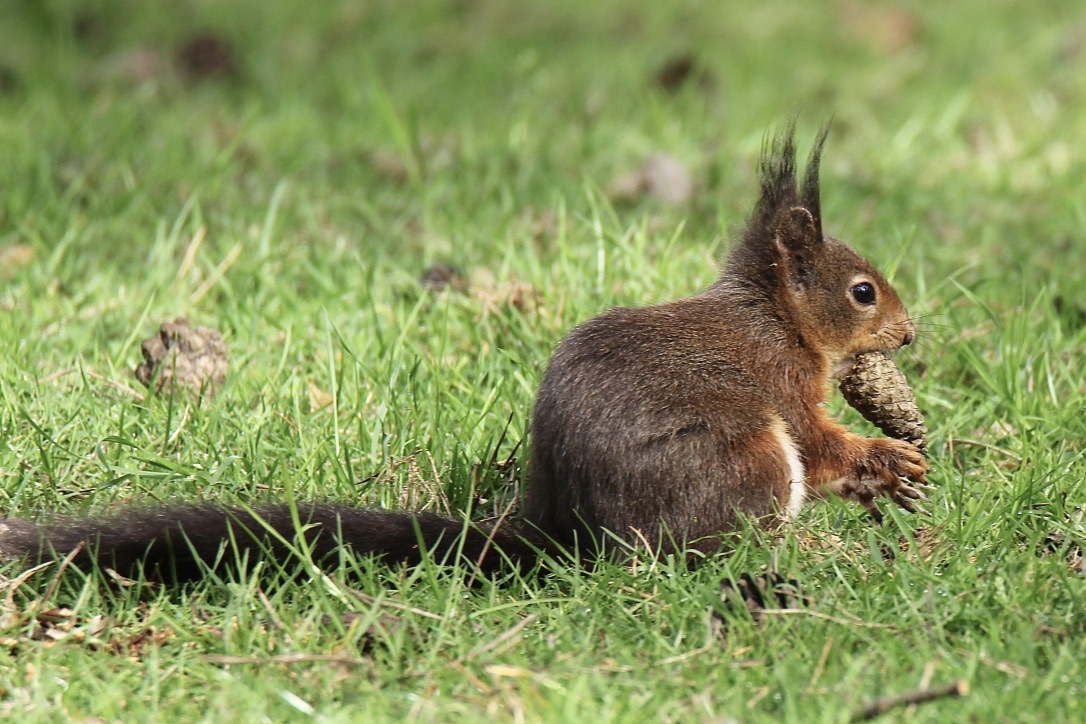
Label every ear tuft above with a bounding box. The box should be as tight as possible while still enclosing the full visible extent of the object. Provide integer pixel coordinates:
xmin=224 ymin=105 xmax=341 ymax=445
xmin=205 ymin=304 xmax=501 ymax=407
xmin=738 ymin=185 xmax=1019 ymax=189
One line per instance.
xmin=774 ymin=207 xmax=819 ymax=254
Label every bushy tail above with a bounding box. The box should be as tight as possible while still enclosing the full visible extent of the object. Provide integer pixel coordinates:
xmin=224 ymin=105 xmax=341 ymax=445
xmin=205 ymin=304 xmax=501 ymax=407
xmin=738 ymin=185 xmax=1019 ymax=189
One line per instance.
xmin=0 ymin=504 xmax=555 ymax=582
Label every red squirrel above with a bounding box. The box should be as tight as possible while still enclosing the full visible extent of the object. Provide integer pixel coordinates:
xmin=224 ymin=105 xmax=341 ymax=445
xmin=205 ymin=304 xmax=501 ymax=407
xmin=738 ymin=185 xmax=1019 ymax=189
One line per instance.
xmin=0 ymin=125 xmax=927 ymax=579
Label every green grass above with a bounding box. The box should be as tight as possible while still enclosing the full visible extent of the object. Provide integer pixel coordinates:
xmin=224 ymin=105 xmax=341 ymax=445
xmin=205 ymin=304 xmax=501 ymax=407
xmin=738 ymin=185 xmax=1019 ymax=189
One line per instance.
xmin=3 ymin=0 xmax=1086 ymax=720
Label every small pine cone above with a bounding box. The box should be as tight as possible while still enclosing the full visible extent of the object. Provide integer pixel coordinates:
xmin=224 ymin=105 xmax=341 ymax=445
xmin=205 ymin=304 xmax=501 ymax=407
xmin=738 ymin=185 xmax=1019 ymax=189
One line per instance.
xmin=839 ymin=352 xmax=928 ymax=454
xmin=135 ymin=318 xmax=229 ymax=399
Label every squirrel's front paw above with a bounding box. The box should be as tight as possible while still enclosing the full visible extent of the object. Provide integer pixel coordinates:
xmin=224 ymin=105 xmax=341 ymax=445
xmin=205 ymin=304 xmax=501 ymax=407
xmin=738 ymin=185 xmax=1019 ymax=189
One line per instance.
xmin=847 ymin=439 xmax=930 ymax=523
xmin=863 ymin=437 xmax=927 ymax=480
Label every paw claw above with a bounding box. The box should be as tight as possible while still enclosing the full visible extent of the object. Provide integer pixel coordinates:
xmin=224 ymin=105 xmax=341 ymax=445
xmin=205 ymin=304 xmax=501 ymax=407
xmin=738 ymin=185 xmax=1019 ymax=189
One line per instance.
xmin=896 ymin=484 xmax=930 ymax=503
xmin=893 ymin=495 xmax=930 ymax=516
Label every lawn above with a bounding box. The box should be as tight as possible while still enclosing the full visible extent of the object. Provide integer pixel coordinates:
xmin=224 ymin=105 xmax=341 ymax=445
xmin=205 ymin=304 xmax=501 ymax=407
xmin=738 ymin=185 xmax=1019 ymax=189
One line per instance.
xmin=2 ymin=0 xmax=1086 ymax=720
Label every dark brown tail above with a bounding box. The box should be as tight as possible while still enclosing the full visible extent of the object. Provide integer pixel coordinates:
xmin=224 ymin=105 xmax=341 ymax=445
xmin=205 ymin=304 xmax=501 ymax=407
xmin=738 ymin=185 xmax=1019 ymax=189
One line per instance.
xmin=0 ymin=504 xmax=556 ymax=582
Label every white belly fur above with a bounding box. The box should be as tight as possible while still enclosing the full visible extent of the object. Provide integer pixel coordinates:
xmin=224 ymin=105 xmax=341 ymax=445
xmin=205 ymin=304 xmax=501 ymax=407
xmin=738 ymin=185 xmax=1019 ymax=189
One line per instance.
xmin=769 ymin=416 xmax=807 ymax=519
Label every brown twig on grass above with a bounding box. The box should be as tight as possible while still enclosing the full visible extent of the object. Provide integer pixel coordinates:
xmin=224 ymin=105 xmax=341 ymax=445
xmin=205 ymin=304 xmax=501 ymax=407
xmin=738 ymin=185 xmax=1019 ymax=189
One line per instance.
xmin=467 ymin=494 xmax=519 ymax=590
xmin=41 ymin=366 xmax=146 ymax=401
xmin=947 ymin=436 xmax=1022 ymax=462
xmin=202 ymin=652 xmax=367 ymax=666
xmin=851 ymin=680 xmax=969 ymax=721
xmin=455 ymin=612 xmax=540 ymax=666
xmin=39 ymin=542 xmax=86 ymax=604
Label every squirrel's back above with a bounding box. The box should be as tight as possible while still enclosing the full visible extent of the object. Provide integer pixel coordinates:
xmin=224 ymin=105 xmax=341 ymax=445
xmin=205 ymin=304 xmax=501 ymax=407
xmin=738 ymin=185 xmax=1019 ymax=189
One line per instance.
xmin=526 ymin=278 xmax=807 ymax=552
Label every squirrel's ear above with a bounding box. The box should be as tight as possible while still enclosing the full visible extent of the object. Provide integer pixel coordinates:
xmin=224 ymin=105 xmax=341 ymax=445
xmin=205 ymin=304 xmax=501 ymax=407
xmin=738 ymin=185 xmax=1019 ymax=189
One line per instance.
xmin=773 ymin=206 xmax=821 ymax=289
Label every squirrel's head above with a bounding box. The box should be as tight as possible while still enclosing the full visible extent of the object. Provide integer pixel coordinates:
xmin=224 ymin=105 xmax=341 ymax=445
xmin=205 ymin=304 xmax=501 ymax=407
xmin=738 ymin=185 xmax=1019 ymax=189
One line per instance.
xmin=729 ymin=123 xmax=915 ymax=377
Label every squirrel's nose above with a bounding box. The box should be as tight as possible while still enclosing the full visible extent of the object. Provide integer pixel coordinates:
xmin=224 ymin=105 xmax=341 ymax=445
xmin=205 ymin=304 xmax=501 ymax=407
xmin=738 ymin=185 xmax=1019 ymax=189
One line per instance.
xmin=901 ymin=329 xmax=915 ymax=347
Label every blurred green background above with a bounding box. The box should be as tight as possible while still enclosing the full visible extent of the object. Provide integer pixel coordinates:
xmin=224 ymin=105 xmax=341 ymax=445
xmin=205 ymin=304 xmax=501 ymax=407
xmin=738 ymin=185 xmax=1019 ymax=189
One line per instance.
xmin=3 ymin=0 xmax=1084 ymax=283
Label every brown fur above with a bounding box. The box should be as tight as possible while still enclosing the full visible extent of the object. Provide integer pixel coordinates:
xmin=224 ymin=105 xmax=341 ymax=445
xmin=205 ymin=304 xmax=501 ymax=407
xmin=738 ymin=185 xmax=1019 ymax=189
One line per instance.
xmin=0 ymin=124 xmax=926 ymax=580
xmin=525 ymin=125 xmax=926 ymax=552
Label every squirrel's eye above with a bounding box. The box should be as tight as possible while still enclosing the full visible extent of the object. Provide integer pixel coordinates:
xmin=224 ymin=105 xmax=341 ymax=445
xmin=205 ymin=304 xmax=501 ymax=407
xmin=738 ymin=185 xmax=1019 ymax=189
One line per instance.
xmin=850 ymin=282 xmax=876 ymax=305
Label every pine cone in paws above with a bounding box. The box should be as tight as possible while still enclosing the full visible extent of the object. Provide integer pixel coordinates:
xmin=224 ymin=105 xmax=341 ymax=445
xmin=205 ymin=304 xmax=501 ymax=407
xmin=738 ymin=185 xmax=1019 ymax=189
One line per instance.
xmin=839 ymin=352 xmax=927 ymax=453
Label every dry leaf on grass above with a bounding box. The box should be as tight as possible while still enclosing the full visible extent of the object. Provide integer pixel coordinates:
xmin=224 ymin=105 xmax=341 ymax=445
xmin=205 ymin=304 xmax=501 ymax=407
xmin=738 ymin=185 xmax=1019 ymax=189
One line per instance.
xmin=102 ymin=47 xmax=168 ymax=85
xmin=0 ymin=244 xmax=34 ymax=273
xmin=468 ymin=269 xmax=543 ymax=317
xmin=608 ymin=153 xmax=695 ymax=206
xmin=839 ymin=3 xmax=921 ymax=54
xmin=306 ymin=379 xmax=334 ymax=411
xmin=0 ymin=605 xmax=110 ymax=648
